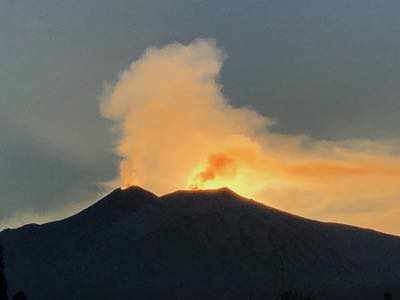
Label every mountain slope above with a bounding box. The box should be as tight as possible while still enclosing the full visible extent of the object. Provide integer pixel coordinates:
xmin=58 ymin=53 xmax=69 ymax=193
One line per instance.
xmin=1 ymin=187 xmax=399 ymax=299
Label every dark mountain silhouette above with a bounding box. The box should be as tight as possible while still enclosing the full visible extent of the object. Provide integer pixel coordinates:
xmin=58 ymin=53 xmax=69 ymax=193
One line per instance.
xmin=1 ymin=186 xmax=399 ymax=299
xmin=0 ymin=243 xmax=8 ymax=300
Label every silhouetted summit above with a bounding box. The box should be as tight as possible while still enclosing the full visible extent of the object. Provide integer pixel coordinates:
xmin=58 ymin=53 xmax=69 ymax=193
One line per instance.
xmin=1 ymin=187 xmax=399 ymax=300
xmin=85 ymin=186 xmax=157 ymax=215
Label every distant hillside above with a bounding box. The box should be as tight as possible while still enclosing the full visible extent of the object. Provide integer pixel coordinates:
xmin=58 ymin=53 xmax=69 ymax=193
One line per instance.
xmin=1 ymin=186 xmax=399 ymax=299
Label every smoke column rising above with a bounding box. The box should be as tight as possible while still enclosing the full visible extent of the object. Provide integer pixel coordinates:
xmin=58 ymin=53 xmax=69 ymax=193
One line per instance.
xmin=101 ymin=39 xmax=400 ymax=235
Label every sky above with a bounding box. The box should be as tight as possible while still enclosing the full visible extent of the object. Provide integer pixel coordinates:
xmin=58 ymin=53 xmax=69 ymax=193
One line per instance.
xmin=1 ymin=0 xmax=400 ymax=234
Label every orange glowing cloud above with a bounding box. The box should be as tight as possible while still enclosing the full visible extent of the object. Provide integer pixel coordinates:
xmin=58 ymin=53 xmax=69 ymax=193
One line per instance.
xmin=100 ymin=39 xmax=400 ymax=235
xmin=189 ymin=153 xmax=237 ymax=189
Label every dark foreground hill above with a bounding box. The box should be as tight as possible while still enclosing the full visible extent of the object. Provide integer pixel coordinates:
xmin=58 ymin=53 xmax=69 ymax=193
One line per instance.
xmin=1 ymin=187 xmax=400 ymax=299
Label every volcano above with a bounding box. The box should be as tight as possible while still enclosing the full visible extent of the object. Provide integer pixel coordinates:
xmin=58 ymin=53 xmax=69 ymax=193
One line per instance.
xmin=1 ymin=187 xmax=400 ymax=299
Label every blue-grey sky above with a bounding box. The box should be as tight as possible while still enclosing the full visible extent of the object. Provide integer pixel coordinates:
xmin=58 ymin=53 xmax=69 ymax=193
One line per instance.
xmin=1 ymin=0 xmax=400 ymax=227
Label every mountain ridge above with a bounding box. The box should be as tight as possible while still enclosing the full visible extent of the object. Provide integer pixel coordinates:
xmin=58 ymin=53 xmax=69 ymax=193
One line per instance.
xmin=1 ymin=186 xmax=399 ymax=299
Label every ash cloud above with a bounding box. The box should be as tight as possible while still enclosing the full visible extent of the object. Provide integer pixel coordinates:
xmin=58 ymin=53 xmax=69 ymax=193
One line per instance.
xmin=101 ymin=39 xmax=400 ymax=235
